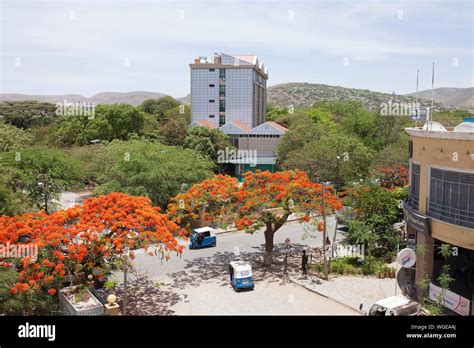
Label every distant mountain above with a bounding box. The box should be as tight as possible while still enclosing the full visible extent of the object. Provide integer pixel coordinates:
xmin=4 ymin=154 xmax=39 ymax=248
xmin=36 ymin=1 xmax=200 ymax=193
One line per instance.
xmin=3 ymin=84 xmax=471 ymax=111
xmin=266 ymin=82 xmax=442 ymax=110
xmin=0 ymin=91 xmax=189 ymax=106
xmin=405 ymin=87 xmax=474 ymax=110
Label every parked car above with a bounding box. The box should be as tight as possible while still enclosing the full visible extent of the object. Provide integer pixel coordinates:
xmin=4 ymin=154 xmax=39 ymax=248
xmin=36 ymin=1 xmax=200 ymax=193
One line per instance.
xmin=359 ymin=296 xmax=419 ymax=316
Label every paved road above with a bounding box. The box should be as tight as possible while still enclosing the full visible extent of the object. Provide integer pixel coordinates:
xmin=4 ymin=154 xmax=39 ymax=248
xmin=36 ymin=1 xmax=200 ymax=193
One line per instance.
xmin=130 ymin=216 xmax=345 ymax=282
xmin=115 ymin=217 xmax=357 ymax=315
xmin=58 ymin=191 xmax=92 ymax=209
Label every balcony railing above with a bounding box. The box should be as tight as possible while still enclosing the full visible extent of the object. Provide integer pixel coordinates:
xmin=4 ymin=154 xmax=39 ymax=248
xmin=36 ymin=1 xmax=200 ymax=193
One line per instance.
xmin=426 ymin=197 xmax=474 ymax=229
xmin=405 ymin=194 xmax=419 ymax=212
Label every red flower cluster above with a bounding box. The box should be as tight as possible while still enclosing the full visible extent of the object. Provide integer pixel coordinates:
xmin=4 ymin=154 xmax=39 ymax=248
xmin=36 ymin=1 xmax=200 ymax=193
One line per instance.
xmin=1 ymin=193 xmax=184 ymax=296
xmin=376 ymin=165 xmax=408 ymax=190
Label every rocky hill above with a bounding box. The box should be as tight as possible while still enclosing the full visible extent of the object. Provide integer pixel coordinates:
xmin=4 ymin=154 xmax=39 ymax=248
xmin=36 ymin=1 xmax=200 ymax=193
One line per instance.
xmin=267 ymin=83 xmax=425 ymax=110
xmin=405 ymin=87 xmax=473 ymax=110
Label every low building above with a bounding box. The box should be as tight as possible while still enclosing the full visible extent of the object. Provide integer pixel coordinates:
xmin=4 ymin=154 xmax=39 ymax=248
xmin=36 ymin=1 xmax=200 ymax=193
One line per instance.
xmin=190 ymin=119 xmax=287 ymax=176
xmin=404 ymin=121 xmax=474 ymax=315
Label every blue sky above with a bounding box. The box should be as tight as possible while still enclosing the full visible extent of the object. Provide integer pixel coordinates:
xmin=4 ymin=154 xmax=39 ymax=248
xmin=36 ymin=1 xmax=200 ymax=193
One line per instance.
xmin=1 ymin=0 xmax=472 ymax=97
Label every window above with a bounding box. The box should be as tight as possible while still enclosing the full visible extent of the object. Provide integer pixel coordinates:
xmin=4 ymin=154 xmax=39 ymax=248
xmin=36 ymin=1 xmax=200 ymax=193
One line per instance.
xmin=219 ymin=114 xmax=225 ymax=127
xmin=219 ymin=85 xmax=225 ymax=97
xmin=209 ymin=99 xmax=215 ymax=103
xmin=209 ymin=84 xmax=215 ymax=87
xmin=219 ymin=69 xmax=226 ymax=78
xmin=219 ymin=100 xmax=225 ymax=112
xmin=209 ymin=68 xmax=215 ymax=72
xmin=408 ymin=162 xmax=420 ymax=210
xmin=209 ymin=115 xmax=215 ymax=118
xmin=428 ymin=168 xmax=474 ymax=228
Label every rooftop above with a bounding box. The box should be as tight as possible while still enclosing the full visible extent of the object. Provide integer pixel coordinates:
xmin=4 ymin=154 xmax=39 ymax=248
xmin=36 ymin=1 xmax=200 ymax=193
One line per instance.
xmin=405 ymin=121 xmax=474 ymax=140
xmin=190 ymin=52 xmax=268 ymax=76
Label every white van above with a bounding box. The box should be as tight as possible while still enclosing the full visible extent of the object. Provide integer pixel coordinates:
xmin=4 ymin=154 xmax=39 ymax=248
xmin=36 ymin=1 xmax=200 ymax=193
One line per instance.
xmin=360 ymin=296 xmax=419 ymax=316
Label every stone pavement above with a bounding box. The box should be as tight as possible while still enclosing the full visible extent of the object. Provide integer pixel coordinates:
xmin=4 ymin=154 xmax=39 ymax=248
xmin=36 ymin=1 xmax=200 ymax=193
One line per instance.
xmin=290 ymin=274 xmax=403 ymax=313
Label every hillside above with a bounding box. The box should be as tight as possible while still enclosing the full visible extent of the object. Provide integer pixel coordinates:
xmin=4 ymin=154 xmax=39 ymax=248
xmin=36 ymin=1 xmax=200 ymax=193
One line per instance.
xmin=2 ymin=84 xmax=471 ymax=111
xmin=0 ymin=91 xmax=186 ymax=106
xmin=406 ymin=87 xmax=474 ymax=110
xmin=267 ymin=83 xmax=432 ymax=110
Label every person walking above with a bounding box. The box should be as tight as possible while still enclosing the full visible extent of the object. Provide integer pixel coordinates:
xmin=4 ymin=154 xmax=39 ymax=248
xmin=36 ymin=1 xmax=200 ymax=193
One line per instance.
xmin=302 ymin=250 xmax=309 ymax=275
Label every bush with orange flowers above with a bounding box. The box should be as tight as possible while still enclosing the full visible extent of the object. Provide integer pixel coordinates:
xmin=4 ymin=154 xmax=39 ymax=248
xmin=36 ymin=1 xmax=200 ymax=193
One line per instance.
xmin=0 ymin=193 xmax=184 ymax=303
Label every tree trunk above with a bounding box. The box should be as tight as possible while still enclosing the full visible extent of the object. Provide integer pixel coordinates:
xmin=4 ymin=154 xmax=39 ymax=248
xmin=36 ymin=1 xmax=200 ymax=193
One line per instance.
xmin=263 ymin=225 xmax=274 ymax=267
xmin=122 ymin=256 xmax=128 ymax=315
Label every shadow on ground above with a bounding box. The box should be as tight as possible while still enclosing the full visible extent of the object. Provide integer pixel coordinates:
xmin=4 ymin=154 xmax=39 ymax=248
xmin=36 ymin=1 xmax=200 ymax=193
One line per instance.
xmin=163 ymin=242 xmax=327 ymax=290
xmin=97 ymin=277 xmax=184 ymax=315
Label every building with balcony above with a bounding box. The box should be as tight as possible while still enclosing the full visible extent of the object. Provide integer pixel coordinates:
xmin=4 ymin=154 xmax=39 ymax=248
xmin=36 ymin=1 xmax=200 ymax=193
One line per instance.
xmin=403 ymin=121 xmax=474 ymax=315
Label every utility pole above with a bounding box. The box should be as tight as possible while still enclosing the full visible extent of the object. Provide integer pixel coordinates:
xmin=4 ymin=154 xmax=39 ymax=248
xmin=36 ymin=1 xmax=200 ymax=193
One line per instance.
xmin=430 ymin=62 xmax=435 ymax=122
xmin=321 ymin=179 xmax=328 ymax=280
xmin=415 ymin=69 xmax=419 ymax=125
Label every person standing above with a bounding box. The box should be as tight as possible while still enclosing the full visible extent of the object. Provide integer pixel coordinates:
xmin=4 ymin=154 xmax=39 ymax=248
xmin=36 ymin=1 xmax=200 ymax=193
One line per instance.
xmin=302 ymin=250 xmax=309 ymax=275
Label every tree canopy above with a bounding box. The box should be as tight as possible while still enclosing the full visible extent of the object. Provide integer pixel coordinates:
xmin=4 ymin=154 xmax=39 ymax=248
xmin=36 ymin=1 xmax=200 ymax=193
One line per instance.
xmin=183 ymin=126 xmax=233 ymax=162
xmin=0 ymin=101 xmax=57 ymax=129
xmin=1 ymin=147 xmax=85 ymax=214
xmin=92 ymin=139 xmax=214 ymax=207
xmin=0 ymin=193 xmax=184 ymax=299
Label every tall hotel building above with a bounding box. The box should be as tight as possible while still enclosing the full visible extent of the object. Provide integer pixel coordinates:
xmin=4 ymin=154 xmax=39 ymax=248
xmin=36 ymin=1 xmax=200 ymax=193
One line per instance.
xmin=190 ymin=53 xmax=267 ymax=128
xmin=189 ymin=53 xmax=287 ymax=174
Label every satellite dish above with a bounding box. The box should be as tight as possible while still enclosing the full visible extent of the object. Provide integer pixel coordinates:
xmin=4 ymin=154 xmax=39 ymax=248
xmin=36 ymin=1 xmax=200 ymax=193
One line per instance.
xmin=397 ymin=248 xmax=417 ymax=268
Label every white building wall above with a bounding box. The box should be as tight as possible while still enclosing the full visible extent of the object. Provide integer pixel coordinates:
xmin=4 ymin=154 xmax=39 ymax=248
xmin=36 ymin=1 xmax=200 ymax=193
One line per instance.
xmin=225 ymin=68 xmax=254 ymax=126
xmin=191 ymin=68 xmax=220 ymax=126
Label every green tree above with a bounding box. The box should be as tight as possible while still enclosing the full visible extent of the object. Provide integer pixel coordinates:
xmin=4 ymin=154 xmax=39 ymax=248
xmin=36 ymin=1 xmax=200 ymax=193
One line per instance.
xmin=0 ymin=165 xmax=35 ymax=215
xmin=278 ymin=119 xmax=374 ymax=187
xmin=2 ymin=147 xmax=85 ymax=213
xmin=0 ymin=122 xmax=33 ymax=152
xmin=92 ymin=139 xmax=214 ymax=207
xmin=183 ymin=126 xmax=232 ymax=162
xmin=48 ymin=104 xmax=146 ymax=146
xmin=266 ymin=105 xmax=288 ymax=122
xmin=0 ymin=101 xmax=57 ymax=129
xmin=369 ymin=140 xmax=409 ymax=172
xmin=140 ymin=96 xmax=181 ymax=123
xmin=432 ymin=109 xmax=469 ymax=127
xmin=160 ymin=118 xmax=189 ymax=146
xmin=276 ymin=114 xmax=326 ymax=161
xmin=158 ymin=104 xmax=191 ymax=145
xmin=345 ymin=184 xmax=402 ymax=258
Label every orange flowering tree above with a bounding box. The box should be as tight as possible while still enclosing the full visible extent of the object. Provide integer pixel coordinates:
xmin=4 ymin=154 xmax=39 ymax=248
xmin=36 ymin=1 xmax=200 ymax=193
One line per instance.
xmin=169 ymin=171 xmax=342 ymax=266
xmin=167 ymin=174 xmax=239 ymax=231
xmin=375 ymin=165 xmax=408 ymax=190
xmin=0 ymin=193 xmax=184 ymax=301
xmin=233 ymin=170 xmax=342 ymax=265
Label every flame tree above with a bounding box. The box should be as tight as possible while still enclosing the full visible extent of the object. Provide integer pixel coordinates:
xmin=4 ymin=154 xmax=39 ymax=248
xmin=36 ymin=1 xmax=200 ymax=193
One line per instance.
xmin=169 ymin=170 xmax=342 ymax=266
xmin=0 ymin=193 xmax=184 ymax=307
